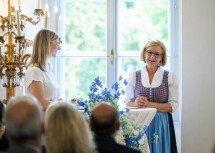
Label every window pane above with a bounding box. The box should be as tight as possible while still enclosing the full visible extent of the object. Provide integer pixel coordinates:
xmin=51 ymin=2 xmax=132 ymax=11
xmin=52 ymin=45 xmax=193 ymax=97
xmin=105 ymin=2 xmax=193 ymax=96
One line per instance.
xmin=64 ymin=57 xmax=107 ymax=100
xmin=119 ymin=56 xmax=171 ymax=77
xmin=120 ymin=0 xmax=168 ymax=52
xmin=65 ymin=0 xmax=107 ymax=52
xmin=119 ymin=57 xmax=143 ymax=77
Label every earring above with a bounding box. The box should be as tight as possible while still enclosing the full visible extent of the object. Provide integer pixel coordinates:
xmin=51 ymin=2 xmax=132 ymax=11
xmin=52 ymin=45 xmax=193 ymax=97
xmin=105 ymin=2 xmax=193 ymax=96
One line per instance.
xmin=144 ymin=60 xmax=146 ymax=63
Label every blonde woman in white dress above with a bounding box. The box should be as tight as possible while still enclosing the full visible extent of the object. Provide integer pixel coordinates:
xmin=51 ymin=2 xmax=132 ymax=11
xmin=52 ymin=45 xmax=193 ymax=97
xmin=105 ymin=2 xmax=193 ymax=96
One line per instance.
xmin=25 ymin=29 xmax=61 ymax=110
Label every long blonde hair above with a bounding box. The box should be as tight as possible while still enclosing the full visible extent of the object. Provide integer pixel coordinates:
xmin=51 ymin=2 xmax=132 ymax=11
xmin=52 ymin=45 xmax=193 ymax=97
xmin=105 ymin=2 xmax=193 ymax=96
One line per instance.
xmin=30 ymin=29 xmax=59 ymax=71
xmin=46 ymin=102 xmax=96 ymax=153
xmin=44 ymin=103 xmax=60 ymax=128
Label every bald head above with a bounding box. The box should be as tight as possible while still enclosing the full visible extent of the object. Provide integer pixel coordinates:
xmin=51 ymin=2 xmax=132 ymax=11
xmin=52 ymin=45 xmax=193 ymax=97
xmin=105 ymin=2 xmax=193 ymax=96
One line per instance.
xmin=5 ymin=96 xmax=42 ymax=144
xmin=90 ymin=103 xmax=119 ymax=135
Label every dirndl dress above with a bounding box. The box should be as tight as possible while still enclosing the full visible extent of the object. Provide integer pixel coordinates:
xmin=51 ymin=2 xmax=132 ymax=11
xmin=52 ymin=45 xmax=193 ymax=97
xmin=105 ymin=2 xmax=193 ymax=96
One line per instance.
xmin=134 ymin=70 xmax=177 ymax=153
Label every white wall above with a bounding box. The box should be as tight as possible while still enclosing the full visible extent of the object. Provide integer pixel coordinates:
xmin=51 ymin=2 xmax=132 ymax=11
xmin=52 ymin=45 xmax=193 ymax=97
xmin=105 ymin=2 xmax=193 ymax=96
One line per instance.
xmin=180 ymin=0 xmax=215 ymax=153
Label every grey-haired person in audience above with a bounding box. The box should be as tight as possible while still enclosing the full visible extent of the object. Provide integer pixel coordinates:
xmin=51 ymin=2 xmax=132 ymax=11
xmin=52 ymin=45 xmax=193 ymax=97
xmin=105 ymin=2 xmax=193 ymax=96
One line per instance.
xmin=4 ymin=96 xmax=44 ymax=153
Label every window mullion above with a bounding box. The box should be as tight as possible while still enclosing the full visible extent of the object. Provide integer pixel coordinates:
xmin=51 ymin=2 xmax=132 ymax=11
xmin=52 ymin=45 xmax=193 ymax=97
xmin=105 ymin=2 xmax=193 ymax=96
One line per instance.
xmin=107 ymin=0 xmax=118 ymax=88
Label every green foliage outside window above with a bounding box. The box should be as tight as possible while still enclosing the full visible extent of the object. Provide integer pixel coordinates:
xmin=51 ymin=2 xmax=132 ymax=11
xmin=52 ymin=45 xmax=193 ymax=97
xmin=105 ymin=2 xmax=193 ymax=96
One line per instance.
xmin=121 ymin=1 xmax=168 ymax=51
xmin=65 ymin=1 xmax=107 ymax=51
xmin=63 ymin=0 xmax=168 ymax=100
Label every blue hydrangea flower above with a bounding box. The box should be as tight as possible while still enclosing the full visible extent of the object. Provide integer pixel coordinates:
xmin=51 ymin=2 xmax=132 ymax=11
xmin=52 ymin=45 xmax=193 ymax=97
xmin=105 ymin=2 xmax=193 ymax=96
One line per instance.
xmin=119 ymin=75 xmax=123 ymax=81
xmin=94 ymin=76 xmax=103 ymax=88
xmin=111 ymin=82 xmax=119 ymax=91
xmin=124 ymin=79 xmax=128 ymax=85
xmin=77 ymin=99 xmax=86 ymax=107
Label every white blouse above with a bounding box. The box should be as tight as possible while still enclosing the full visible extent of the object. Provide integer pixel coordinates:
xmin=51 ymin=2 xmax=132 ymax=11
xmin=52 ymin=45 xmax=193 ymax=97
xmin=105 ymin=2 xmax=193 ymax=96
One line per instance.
xmin=25 ymin=63 xmax=60 ymax=102
xmin=125 ymin=66 xmax=179 ymax=112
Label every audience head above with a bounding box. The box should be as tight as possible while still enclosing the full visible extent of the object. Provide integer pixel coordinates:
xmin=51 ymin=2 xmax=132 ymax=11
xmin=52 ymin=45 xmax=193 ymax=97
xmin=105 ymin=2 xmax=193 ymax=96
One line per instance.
xmin=140 ymin=39 xmax=167 ymax=66
xmin=46 ymin=102 xmax=96 ymax=153
xmin=0 ymin=101 xmax=5 ymax=139
xmin=30 ymin=28 xmax=60 ymax=71
xmin=45 ymin=102 xmax=60 ymax=127
xmin=90 ymin=103 xmax=120 ymax=135
xmin=5 ymin=95 xmax=42 ymax=144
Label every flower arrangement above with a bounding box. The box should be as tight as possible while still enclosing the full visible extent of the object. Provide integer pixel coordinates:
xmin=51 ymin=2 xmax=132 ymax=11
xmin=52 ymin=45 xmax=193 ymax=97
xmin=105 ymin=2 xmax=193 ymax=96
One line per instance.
xmin=77 ymin=76 xmax=148 ymax=153
xmin=117 ymin=110 xmax=148 ymax=152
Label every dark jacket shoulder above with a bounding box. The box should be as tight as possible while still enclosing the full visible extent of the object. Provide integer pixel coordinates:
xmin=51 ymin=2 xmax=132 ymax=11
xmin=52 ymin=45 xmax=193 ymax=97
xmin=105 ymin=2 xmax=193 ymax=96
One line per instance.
xmin=94 ymin=134 xmax=141 ymax=153
xmin=3 ymin=145 xmax=39 ymax=153
xmin=0 ymin=134 xmax=10 ymax=151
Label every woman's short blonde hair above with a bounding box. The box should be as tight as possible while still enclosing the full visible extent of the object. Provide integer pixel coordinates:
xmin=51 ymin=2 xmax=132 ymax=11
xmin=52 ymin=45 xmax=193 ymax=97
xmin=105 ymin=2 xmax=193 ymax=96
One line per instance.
xmin=30 ymin=29 xmax=59 ymax=71
xmin=46 ymin=102 xmax=96 ymax=153
xmin=140 ymin=40 xmax=167 ymax=66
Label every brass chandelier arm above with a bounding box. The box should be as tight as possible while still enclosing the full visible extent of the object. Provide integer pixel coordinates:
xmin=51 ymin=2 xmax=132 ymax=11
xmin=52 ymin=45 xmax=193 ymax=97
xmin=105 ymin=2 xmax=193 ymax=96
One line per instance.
xmin=22 ymin=14 xmax=39 ymax=25
xmin=0 ymin=0 xmax=45 ymax=104
xmin=0 ymin=56 xmax=5 ymax=64
xmin=21 ymin=54 xmax=31 ymax=63
xmin=25 ymin=39 xmax=33 ymax=46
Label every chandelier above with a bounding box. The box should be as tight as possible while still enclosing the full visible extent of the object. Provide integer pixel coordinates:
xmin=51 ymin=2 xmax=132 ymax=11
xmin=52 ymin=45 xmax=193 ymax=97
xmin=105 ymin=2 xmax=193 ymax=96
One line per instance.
xmin=0 ymin=0 xmax=46 ymax=103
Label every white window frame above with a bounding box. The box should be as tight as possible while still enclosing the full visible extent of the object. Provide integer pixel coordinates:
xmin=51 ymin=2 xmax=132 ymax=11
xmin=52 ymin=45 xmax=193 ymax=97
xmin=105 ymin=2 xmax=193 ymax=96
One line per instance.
xmin=54 ymin=0 xmax=180 ymax=122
